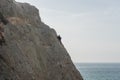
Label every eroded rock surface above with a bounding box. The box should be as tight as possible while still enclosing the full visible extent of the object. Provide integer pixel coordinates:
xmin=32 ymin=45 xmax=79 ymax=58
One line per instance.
xmin=0 ymin=0 xmax=83 ymax=80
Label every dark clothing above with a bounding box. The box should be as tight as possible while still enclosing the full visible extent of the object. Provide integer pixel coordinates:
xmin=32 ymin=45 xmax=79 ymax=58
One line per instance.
xmin=57 ymin=35 xmax=62 ymax=44
xmin=57 ymin=35 xmax=61 ymax=41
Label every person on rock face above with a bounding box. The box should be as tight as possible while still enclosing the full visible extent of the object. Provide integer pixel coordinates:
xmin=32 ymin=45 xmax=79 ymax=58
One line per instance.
xmin=0 ymin=22 xmax=6 ymax=46
xmin=57 ymin=35 xmax=62 ymax=44
xmin=0 ymin=12 xmax=8 ymax=46
xmin=0 ymin=12 xmax=8 ymax=25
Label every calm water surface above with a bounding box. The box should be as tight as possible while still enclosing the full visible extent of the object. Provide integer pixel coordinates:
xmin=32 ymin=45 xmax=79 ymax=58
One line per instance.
xmin=75 ymin=63 xmax=120 ymax=80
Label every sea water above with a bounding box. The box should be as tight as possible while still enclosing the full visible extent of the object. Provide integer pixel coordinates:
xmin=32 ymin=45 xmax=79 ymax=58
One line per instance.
xmin=75 ymin=63 xmax=120 ymax=80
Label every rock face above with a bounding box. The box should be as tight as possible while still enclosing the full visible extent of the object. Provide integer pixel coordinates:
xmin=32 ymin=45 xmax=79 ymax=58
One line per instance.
xmin=0 ymin=0 xmax=83 ymax=80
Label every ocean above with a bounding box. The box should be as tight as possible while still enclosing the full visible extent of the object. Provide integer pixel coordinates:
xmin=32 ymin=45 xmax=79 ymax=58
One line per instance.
xmin=75 ymin=63 xmax=120 ymax=80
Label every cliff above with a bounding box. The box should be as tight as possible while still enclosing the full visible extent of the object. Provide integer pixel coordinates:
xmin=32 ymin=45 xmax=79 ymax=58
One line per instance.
xmin=0 ymin=0 xmax=83 ymax=80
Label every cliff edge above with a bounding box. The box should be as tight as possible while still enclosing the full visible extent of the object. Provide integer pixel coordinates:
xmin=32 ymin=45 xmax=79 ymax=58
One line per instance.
xmin=0 ymin=0 xmax=83 ymax=80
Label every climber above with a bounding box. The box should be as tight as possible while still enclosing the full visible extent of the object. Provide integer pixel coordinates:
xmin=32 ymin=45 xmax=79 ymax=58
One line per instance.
xmin=0 ymin=12 xmax=8 ymax=25
xmin=57 ymin=35 xmax=62 ymax=44
xmin=0 ymin=22 xmax=6 ymax=46
xmin=0 ymin=12 xmax=8 ymax=46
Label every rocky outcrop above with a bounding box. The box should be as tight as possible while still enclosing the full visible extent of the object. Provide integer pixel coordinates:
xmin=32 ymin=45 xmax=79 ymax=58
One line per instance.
xmin=0 ymin=0 xmax=83 ymax=80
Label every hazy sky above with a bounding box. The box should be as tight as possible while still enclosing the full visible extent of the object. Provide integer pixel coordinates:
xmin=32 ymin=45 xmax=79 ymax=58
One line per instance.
xmin=16 ymin=0 xmax=120 ymax=63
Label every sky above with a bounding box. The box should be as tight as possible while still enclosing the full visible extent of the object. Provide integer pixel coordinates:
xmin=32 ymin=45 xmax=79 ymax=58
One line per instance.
xmin=16 ymin=0 xmax=120 ymax=63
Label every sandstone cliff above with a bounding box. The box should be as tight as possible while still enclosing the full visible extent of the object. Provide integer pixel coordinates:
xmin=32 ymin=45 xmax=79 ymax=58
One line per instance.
xmin=0 ymin=0 xmax=83 ymax=80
